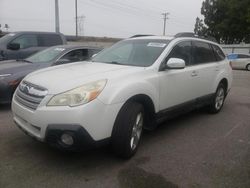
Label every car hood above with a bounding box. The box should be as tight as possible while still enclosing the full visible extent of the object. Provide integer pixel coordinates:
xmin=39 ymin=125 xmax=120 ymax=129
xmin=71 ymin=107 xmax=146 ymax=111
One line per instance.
xmin=0 ymin=60 xmax=39 ymax=75
xmin=24 ymin=61 xmax=144 ymax=94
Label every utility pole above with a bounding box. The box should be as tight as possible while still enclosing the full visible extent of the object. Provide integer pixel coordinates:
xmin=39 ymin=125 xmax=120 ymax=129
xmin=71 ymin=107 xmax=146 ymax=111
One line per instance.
xmin=75 ymin=0 xmax=78 ymax=37
xmin=55 ymin=0 xmax=60 ymax=33
xmin=162 ymin=12 xmax=169 ymax=36
xmin=77 ymin=15 xmax=85 ymax=36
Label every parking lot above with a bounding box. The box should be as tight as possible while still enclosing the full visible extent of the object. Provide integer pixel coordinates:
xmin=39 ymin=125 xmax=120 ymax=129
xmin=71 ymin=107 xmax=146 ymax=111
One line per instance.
xmin=0 ymin=70 xmax=249 ymax=188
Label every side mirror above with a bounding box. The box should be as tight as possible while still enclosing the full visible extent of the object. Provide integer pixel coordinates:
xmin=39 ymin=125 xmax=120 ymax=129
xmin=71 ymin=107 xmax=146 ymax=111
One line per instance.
xmin=165 ymin=58 xmax=185 ymax=69
xmin=7 ymin=43 xmax=20 ymax=50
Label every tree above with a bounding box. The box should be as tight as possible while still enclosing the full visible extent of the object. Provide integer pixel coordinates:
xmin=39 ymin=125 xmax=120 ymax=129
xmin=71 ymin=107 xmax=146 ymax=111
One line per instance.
xmin=194 ymin=17 xmax=207 ymax=36
xmin=194 ymin=0 xmax=250 ymax=44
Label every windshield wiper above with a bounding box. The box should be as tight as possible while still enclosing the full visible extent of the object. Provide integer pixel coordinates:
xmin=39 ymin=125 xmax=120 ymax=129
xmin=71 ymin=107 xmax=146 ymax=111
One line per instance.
xmin=16 ymin=59 xmax=33 ymax=63
xmin=91 ymin=60 xmax=125 ymax=65
xmin=104 ymin=61 xmax=124 ymax=65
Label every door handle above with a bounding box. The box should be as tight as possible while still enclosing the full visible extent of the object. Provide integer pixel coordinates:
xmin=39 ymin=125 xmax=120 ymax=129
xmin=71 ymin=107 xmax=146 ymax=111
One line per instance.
xmin=191 ymin=71 xmax=198 ymax=77
xmin=215 ymin=66 xmax=219 ymax=71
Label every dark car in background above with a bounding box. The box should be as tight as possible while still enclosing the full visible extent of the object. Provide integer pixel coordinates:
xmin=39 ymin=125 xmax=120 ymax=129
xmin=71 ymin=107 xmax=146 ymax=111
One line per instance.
xmin=0 ymin=31 xmax=67 ymax=61
xmin=0 ymin=45 xmax=101 ymax=103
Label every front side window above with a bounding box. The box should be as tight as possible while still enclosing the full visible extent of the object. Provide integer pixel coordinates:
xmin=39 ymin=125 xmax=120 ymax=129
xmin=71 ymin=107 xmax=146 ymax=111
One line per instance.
xmin=166 ymin=41 xmax=192 ymax=65
xmin=59 ymin=49 xmax=89 ymax=62
xmin=92 ymin=39 xmax=170 ymax=67
xmin=192 ymin=41 xmax=216 ymax=64
xmin=10 ymin=34 xmax=38 ymax=49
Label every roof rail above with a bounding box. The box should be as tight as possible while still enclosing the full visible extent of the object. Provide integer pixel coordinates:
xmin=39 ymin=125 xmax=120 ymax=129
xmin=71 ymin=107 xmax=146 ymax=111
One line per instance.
xmin=174 ymin=32 xmax=197 ymax=38
xmin=130 ymin=34 xmax=154 ymax=38
xmin=174 ymin=32 xmax=217 ymax=42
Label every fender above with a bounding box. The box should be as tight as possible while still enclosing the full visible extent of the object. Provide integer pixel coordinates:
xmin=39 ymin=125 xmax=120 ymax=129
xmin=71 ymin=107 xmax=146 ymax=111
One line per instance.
xmin=212 ymin=62 xmax=232 ymax=93
xmin=98 ymin=79 xmax=159 ymax=112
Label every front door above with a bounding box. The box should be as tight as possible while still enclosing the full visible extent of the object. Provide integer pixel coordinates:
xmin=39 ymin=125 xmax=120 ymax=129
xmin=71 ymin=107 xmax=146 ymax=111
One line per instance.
xmin=158 ymin=41 xmax=199 ymax=110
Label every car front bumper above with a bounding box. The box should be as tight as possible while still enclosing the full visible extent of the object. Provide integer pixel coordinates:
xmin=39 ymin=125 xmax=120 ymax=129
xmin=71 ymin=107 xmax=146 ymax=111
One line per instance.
xmin=12 ymin=95 xmax=123 ymax=149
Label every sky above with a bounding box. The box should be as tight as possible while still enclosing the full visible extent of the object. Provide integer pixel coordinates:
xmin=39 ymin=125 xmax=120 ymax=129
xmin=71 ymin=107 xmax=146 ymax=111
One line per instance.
xmin=0 ymin=0 xmax=204 ymax=38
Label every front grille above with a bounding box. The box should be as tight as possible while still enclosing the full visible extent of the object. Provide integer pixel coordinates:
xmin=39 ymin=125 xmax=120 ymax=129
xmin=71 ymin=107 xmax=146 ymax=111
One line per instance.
xmin=15 ymin=81 xmax=47 ymax=110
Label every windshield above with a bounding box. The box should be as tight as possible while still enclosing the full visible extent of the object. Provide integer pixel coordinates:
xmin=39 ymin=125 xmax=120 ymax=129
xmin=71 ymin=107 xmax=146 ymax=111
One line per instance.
xmin=26 ymin=47 xmax=66 ymax=63
xmin=0 ymin=33 xmax=16 ymax=44
xmin=92 ymin=39 xmax=169 ymax=67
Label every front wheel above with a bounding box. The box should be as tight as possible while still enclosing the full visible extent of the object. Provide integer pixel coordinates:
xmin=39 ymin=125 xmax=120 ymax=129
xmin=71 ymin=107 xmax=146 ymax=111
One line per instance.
xmin=207 ymin=83 xmax=226 ymax=114
xmin=246 ymin=64 xmax=250 ymax=71
xmin=111 ymin=102 xmax=144 ymax=159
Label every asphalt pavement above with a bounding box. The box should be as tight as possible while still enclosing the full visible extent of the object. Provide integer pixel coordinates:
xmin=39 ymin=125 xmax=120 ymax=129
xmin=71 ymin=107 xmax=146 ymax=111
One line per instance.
xmin=0 ymin=70 xmax=250 ymax=188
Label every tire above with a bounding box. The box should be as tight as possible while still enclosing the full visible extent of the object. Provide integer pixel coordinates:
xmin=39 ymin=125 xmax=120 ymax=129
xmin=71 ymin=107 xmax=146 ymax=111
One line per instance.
xmin=207 ymin=83 xmax=226 ymax=114
xmin=246 ymin=64 xmax=250 ymax=71
xmin=111 ymin=102 xmax=144 ymax=159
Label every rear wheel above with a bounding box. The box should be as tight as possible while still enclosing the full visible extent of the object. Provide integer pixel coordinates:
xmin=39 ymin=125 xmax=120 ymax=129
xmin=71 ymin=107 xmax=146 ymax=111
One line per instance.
xmin=246 ymin=64 xmax=250 ymax=71
xmin=207 ymin=83 xmax=226 ymax=114
xmin=111 ymin=102 xmax=144 ymax=159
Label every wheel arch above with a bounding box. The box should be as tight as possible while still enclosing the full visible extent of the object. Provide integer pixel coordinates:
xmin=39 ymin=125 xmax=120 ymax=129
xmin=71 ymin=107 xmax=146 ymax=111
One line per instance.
xmin=246 ymin=63 xmax=250 ymax=71
xmin=213 ymin=71 xmax=231 ymax=94
xmin=219 ymin=78 xmax=228 ymax=91
xmin=117 ymin=94 xmax=157 ymax=131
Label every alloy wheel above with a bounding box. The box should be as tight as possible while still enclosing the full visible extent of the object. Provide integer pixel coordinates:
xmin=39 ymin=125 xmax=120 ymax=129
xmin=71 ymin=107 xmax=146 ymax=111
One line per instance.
xmin=130 ymin=112 xmax=143 ymax=150
xmin=215 ymin=87 xmax=225 ymax=110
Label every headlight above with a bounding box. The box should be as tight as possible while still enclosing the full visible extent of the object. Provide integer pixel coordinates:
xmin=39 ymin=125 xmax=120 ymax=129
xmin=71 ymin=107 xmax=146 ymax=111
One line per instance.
xmin=47 ymin=79 xmax=107 ymax=107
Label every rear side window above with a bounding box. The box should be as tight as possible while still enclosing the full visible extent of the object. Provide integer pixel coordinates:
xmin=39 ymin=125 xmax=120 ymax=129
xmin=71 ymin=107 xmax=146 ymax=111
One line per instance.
xmin=38 ymin=34 xmax=63 ymax=46
xmin=10 ymin=34 xmax=38 ymax=49
xmin=192 ymin=41 xmax=216 ymax=64
xmin=167 ymin=41 xmax=192 ymax=65
xmin=212 ymin=44 xmax=225 ymax=61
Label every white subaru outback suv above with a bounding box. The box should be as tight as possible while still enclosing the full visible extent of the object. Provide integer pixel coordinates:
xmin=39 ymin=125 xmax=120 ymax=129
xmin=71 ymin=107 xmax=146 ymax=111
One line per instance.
xmin=12 ymin=33 xmax=232 ymax=158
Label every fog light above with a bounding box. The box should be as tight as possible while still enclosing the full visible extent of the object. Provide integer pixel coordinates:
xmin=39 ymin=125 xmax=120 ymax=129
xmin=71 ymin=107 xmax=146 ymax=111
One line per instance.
xmin=61 ymin=133 xmax=74 ymax=146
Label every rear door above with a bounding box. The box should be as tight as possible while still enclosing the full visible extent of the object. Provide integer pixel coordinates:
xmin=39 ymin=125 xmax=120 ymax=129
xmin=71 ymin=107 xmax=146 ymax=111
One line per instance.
xmin=191 ymin=41 xmax=218 ymax=97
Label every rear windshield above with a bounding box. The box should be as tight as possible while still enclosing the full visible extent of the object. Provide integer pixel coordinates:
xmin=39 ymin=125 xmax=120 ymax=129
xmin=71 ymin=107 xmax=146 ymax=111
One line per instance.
xmin=92 ymin=39 xmax=170 ymax=67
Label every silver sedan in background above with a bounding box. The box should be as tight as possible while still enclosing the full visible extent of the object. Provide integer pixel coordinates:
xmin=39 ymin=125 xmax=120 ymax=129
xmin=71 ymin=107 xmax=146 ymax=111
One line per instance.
xmin=227 ymin=53 xmax=250 ymax=71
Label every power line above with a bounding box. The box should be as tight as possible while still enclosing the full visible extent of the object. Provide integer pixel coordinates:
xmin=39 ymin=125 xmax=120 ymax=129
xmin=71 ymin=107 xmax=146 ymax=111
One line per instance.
xmin=79 ymin=0 xmax=160 ymax=22
xmin=80 ymin=0 xmax=193 ymax=29
xmin=103 ymin=0 xmax=161 ymax=16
